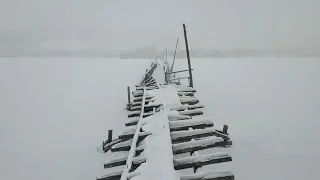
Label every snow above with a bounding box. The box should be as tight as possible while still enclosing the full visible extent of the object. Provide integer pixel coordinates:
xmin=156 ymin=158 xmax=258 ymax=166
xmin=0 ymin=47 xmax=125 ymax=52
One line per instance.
xmin=131 ymin=86 xmax=180 ymax=180
xmin=170 ymin=104 xmax=204 ymax=111
xmin=2 ymin=57 xmax=320 ymax=180
xmin=172 ymin=137 xmax=224 ymax=151
xmin=180 ymin=170 xmax=233 ymax=180
xmin=174 ymin=152 xmax=230 ymax=165
xmin=169 ymin=118 xmax=213 ymax=129
xmin=167 ymin=111 xmax=191 ymax=121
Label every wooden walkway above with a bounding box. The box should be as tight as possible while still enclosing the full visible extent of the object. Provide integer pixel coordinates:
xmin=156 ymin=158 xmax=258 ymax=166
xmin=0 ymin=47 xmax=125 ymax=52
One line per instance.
xmin=97 ymin=24 xmax=234 ymax=180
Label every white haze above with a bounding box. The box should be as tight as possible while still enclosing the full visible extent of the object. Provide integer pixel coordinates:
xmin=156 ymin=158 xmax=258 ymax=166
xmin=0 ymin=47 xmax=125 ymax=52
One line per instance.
xmin=0 ymin=57 xmax=319 ymax=180
xmin=0 ymin=0 xmax=319 ymax=51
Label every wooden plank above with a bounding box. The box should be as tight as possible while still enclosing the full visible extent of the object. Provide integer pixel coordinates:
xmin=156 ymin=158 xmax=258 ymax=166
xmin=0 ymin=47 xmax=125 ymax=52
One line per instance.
xmin=180 ymin=170 xmax=234 ymax=180
xmin=104 ymin=156 xmax=146 ymax=169
xmin=169 ymin=119 xmax=213 ymax=132
xmin=174 ymin=153 xmax=232 ymax=170
xmin=180 ymin=97 xmax=199 ymax=105
xmin=179 ymin=109 xmax=204 ymax=116
xmin=118 ymin=131 xmax=151 ymax=141
xmin=97 ymin=169 xmax=122 ymax=180
xmin=178 ymin=92 xmax=195 ymax=97
xmin=165 ymin=69 xmax=193 ymax=74
xmin=171 ymin=128 xmax=230 ymax=144
xmin=173 ymin=138 xmax=232 ymax=154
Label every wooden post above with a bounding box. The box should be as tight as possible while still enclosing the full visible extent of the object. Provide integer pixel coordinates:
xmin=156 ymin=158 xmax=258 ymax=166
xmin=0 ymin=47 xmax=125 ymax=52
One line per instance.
xmin=183 ymin=23 xmax=194 ymax=88
xmin=223 ymin=125 xmax=229 ymax=134
xmin=127 ymin=86 xmax=131 ymax=104
xmin=107 ymin=129 xmax=113 ymax=143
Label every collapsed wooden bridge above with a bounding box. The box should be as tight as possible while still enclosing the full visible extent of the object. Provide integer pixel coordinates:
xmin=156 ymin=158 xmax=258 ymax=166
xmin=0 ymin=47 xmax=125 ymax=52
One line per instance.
xmin=97 ymin=24 xmax=234 ymax=180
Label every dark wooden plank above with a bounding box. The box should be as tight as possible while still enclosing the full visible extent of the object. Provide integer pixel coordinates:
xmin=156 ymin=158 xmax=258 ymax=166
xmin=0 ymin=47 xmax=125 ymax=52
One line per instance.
xmin=104 ymin=156 xmax=146 ymax=169
xmin=171 ymin=128 xmax=230 ymax=144
xmin=180 ymin=172 xmax=234 ymax=180
xmin=173 ymin=139 xmax=232 ymax=154
xmin=174 ymin=153 xmax=232 ymax=170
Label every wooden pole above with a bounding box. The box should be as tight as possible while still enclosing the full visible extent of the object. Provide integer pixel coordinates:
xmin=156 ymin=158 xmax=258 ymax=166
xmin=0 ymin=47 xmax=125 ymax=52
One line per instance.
xmin=183 ymin=23 xmax=194 ymax=88
xmin=127 ymin=86 xmax=131 ymax=104
xmin=107 ymin=129 xmax=113 ymax=143
xmin=223 ymin=125 xmax=229 ymax=134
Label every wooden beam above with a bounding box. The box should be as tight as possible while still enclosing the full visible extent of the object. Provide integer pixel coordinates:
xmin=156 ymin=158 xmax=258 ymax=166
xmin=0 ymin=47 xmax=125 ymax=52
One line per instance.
xmin=166 ymin=69 xmax=194 ymax=74
xmin=172 ymin=137 xmax=232 ymax=154
xmin=97 ymin=170 xmax=122 ymax=180
xmin=169 ymin=119 xmax=213 ymax=132
xmin=180 ymin=170 xmax=234 ymax=180
xmin=119 ymin=131 xmax=151 ymax=141
xmin=177 ymin=92 xmax=195 ymax=97
xmin=180 ymin=97 xmax=199 ymax=105
xmin=104 ymin=156 xmax=146 ymax=169
xmin=174 ymin=152 xmax=232 ymax=170
xmin=171 ymin=128 xmax=230 ymax=144
xmin=179 ymin=109 xmax=204 ymax=116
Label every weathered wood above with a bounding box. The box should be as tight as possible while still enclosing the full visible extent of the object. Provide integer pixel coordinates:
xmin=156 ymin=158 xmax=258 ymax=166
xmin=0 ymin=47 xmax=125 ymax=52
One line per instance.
xmin=103 ymin=138 xmax=122 ymax=152
xmin=173 ymin=138 xmax=232 ymax=154
xmin=171 ymin=128 xmax=230 ymax=144
xmin=178 ymin=92 xmax=195 ymax=97
xmin=174 ymin=153 xmax=232 ymax=170
xmin=119 ymin=131 xmax=151 ymax=141
xmin=97 ymin=170 xmax=122 ymax=180
xmin=171 ymin=104 xmax=204 ymax=111
xmin=183 ymin=23 xmax=194 ymax=88
xmin=107 ymin=130 xmax=113 ymax=143
xmin=133 ymin=95 xmax=153 ymax=102
xmin=180 ymin=170 xmax=234 ymax=180
xmin=127 ymin=86 xmax=131 ymax=104
xmin=104 ymin=156 xmax=146 ymax=169
xmin=169 ymin=119 xmax=213 ymax=132
xmin=180 ymin=97 xmax=199 ymax=105
xmin=179 ymin=109 xmax=204 ymax=116
xmin=166 ymin=69 xmax=194 ymax=74
xmin=223 ymin=125 xmax=228 ymax=134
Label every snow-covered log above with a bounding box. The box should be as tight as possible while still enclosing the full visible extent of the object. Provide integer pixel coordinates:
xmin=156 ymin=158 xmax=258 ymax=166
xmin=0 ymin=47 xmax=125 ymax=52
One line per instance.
xmin=180 ymin=97 xmax=199 ymax=105
xmin=174 ymin=152 xmax=232 ymax=170
xmin=169 ymin=119 xmax=213 ymax=132
xmin=171 ymin=104 xmax=204 ymax=111
xmin=133 ymin=90 xmax=144 ymax=97
xmin=104 ymin=155 xmax=146 ymax=169
xmin=172 ymin=137 xmax=231 ymax=154
xmin=180 ymin=170 xmax=234 ymax=180
xmin=131 ymin=101 xmax=142 ymax=107
xmin=171 ymin=128 xmax=230 ymax=143
xmin=179 ymin=109 xmax=204 ymax=116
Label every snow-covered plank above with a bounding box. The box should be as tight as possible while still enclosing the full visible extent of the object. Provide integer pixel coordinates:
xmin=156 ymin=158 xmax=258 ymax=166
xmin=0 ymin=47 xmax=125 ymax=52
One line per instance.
xmin=172 ymin=137 xmax=231 ymax=154
xmin=178 ymin=92 xmax=195 ymax=97
xmin=169 ymin=119 xmax=213 ymax=132
xmin=180 ymin=97 xmax=199 ymax=105
xmin=180 ymin=170 xmax=234 ymax=180
xmin=171 ymin=128 xmax=230 ymax=143
xmin=97 ymin=167 xmax=123 ymax=180
xmin=129 ymin=105 xmax=142 ymax=111
xmin=118 ymin=131 xmax=151 ymax=141
xmin=125 ymin=117 xmax=140 ymax=126
xmin=104 ymin=155 xmax=146 ymax=169
xmin=133 ymin=95 xmax=154 ymax=102
xmin=168 ymin=112 xmax=191 ymax=121
xmin=103 ymin=138 xmax=122 ymax=152
xmin=179 ymin=109 xmax=204 ymax=116
xmin=177 ymin=86 xmax=197 ymax=93
xmin=170 ymin=104 xmax=204 ymax=111
xmin=174 ymin=152 xmax=232 ymax=170
xmin=128 ymin=110 xmax=141 ymax=117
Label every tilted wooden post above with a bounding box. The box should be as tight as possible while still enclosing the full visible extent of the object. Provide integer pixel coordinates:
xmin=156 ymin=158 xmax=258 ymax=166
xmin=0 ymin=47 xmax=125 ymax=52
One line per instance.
xmin=183 ymin=23 xmax=194 ymax=88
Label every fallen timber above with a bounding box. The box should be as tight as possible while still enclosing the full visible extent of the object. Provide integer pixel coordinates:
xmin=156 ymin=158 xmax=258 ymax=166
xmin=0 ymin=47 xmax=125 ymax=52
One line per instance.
xmin=97 ymin=24 xmax=234 ymax=180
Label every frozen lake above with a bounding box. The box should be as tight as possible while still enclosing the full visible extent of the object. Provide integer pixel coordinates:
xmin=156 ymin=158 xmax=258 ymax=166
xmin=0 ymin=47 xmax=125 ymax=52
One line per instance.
xmin=0 ymin=57 xmax=319 ymax=180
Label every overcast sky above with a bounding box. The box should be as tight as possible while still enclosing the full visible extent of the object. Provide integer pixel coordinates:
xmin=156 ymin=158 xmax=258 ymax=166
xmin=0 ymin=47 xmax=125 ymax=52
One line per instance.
xmin=0 ymin=0 xmax=319 ymax=51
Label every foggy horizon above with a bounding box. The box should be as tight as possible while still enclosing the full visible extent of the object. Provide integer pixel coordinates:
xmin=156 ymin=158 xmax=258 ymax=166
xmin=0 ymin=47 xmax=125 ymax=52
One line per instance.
xmin=1 ymin=0 xmax=319 ymax=52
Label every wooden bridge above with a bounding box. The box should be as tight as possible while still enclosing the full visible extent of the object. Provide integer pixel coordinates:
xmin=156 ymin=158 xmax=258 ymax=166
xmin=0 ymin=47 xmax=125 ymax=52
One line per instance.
xmin=97 ymin=24 xmax=234 ymax=180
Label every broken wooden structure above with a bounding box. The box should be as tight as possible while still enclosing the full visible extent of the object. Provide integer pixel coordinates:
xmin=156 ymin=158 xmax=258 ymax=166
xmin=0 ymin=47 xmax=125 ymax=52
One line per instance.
xmin=97 ymin=24 xmax=234 ymax=180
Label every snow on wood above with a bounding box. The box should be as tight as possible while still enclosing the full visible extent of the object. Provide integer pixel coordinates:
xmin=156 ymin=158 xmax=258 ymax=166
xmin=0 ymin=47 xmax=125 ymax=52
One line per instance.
xmin=119 ymin=131 xmax=151 ymax=142
xmin=170 ymin=104 xmax=204 ymax=111
xmin=171 ymin=128 xmax=230 ymax=143
xmin=120 ymin=87 xmax=147 ymax=180
xmin=176 ymin=86 xmax=197 ymax=92
xmin=125 ymin=117 xmax=140 ymax=126
xmin=177 ymin=92 xmax=195 ymax=97
xmin=172 ymin=137 xmax=226 ymax=154
xmin=169 ymin=118 xmax=213 ymax=131
xmin=130 ymin=86 xmax=180 ymax=180
xmin=180 ymin=97 xmax=199 ymax=105
xmin=97 ymin=166 xmax=124 ymax=180
xmin=180 ymin=170 xmax=234 ymax=180
xmin=128 ymin=110 xmax=141 ymax=117
xmin=174 ymin=152 xmax=232 ymax=170
xmin=167 ymin=111 xmax=191 ymax=121
xmin=133 ymin=95 xmax=154 ymax=102
xmin=179 ymin=109 xmax=204 ymax=116
xmin=104 ymin=154 xmax=147 ymax=169
xmin=129 ymin=106 xmax=142 ymax=111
